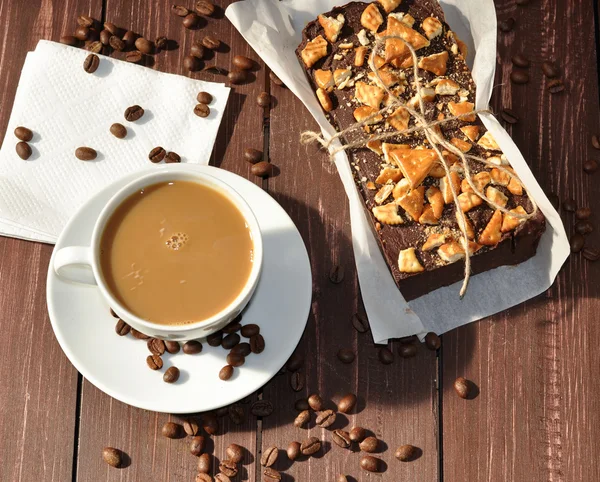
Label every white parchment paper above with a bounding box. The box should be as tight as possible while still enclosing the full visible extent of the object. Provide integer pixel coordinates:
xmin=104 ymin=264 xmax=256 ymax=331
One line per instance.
xmin=226 ymin=0 xmax=570 ymax=343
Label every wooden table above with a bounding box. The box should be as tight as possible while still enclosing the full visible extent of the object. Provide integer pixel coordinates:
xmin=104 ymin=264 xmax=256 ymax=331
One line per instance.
xmin=1 ymin=1 xmax=599 ymax=480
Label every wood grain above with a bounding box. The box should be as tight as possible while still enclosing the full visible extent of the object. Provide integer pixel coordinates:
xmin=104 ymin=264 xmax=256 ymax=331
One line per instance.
xmin=442 ymin=1 xmax=600 ymax=481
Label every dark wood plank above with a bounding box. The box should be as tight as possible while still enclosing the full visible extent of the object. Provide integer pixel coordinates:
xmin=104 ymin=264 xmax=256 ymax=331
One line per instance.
xmin=262 ymin=74 xmax=440 ymax=481
xmin=443 ymin=1 xmax=600 ymax=481
xmin=0 ymin=1 xmax=101 ymax=481
xmin=74 ymin=1 xmax=265 ymax=481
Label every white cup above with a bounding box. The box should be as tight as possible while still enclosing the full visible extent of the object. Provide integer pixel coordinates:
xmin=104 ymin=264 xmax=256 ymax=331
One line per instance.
xmin=53 ymin=168 xmax=263 ymax=341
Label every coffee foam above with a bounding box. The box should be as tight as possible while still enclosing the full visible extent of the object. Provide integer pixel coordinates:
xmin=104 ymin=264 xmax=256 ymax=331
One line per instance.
xmin=165 ymin=232 xmax=189 ymax=251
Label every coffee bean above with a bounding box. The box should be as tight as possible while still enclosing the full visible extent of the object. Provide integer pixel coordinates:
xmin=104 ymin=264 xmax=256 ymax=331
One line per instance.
xmin=306 ymin=393 xmax=323 ymax=411
xmin=191 ymin=42 xmax=206 ymax=59
xmin=576 ymin=207 xmax=592 ymax=220
xmin=16 ymin=142 xmax=32 ymax=160
xmin=257 ymin=92 xmax=271 ymax=108
xmin=424 ymin=332 xmax=441 ymax=350
xmin=146 ymin=354 xmax=163 ymax=370
xmin=228 ymin=55 xmax=253 ymax=71
xmin=183 ymin=12 xmax=201 ymax=29
xmin=77 ymin=15 xmax=95 ymax=27
xmin=243 ymin=148 xmax=262 ymax=164
xmin=287 ymin=441 xmax=301 ymax=460
xmin=359 ymin=436 xmax=378 ymax=453
xmin=231 ymin=342 xmax=251 ymax=357
xmin=215 ymin=474 xmax=231 ymax=482
xmin=162 ymin=421 xmax=182 ymax=438
xmin=135 ymin=37 xmax=154 ymax=54
xmin=14 ymin=126 xmax=33 ymax=142
xmin=219 ymin=459 xmax=238 ymax=477
xmin=226 ymin=353 xmax=245 ymax=367
xmin=121 ymin=30 xmax=136 ymax=48
xmin=115 ymin=319 xmax=130 ymax=336
xmin=101 ymin=22 xmax=117 ymax=35
xmin=74 ymin=26 xmax=90 ymax=41
xmin=290 ymin=371 xmax=305 ymax=392
xmin=87 ymin=28 xmax=99 ymax=42
xmin=360 ymin=455 xmax=381 ymax=472
xmin=222 ymin=332 xmax=240 ymax=349
xmin=294 ymin=398 xmax=309 ymax=411
xmin=229 ymin=404 xmax=246 ymax=425
xmin=583 ymin=247 xmax=600 ymax=261
xmin=453 ymin=376 xmax=471 ymax=399
xmin=197 ymin=453 xmax=211 ymax=473
xmin=395 ymin=444 xmax=418 ymax=461
xmin=183 ymin=340 xmax=203 ymax=354
xmin=163 ymin=366 xmax=180 ymax=383
xmin=223 ymin=317 xmax=242 ymax=333
xmin=337 ymin=476 xmax=349 ymax=482
xmin=148 ymin=338 xmax=166 ymax=355
xmin=563 ymin=198 xmax=577 ymax=212
xmin=338 ymin=393 xmax=357 ymax=413
xmin=261 ymin=445 xmax=279 ymax=467
xmin=315 ymin=409 xmax=336 ymax=428
xmin=203 ymin=414 xmax=219 ymax=435
xmin=542 ymin=61 xmax=559 ymax=78
xmin=110 ymin=123 xmax=127 ymax=138
xmin=583 ymin=159 xmax=598 ymax=174
xmin=337 ymin=348 xmax=355 ymax=364
xmin=194 ymin=103 xmax=210 ymax=118
xmin=165 ymin=152 xmax=181 ymax=163
xmin=378 ymin=347 xmax=394 ymax=364
xmin=511 ymin=54 xmax=530 ymax=68
xmin=300 ymin=436 xmax=321 ymax=455
xmin=263 ymin=467 xmax=282 ymax=482
xmin=184 ymin=55 xmax=201 ymax=72
xmin=190 ymin=435 xmax=205 ymax=456
xmin=172 ymin=5 xmax=189 ymax=16
xmin=352 ymin=312 xmax=369 ymax=333
xmin=99 ymin=29 xmax=111 ymax=45
xmin=510 ymin=70 xmax=529 ymax=84
xmin=286 ymin=352 xmax=304 ymax=371
xmin=102 ymin=447 xmax=122 ymax=468
xmin=226 ymin=443 xmax=244 ymax=463
xmin=251 ymin=400 xmax=273 ymax=417
xmin=75 ymin=147 xmax=97 ymax=161
xmin=227 ymin=70 xmax=248 ymax=85
xmin=294 ymin=410 xmax=311 ymax=428
xmin=60 ymin=35 xmax=78 ymax=46
xmin=270 ymin=71 xmax=285 ymax=86
xmin=195 ymin=0 xmax=215 ymax=16
xmin=131 ymin=328 xmax=150 ymax=339
xmin=250 ymin=334 xmax=265 ymax=354
xmin=498 ymin=17 xmax=515 ymax=32
xmin=332 ymin=429 xmax=351 ymax=448
xmin=591 ymin=134 xmax=600 ymax=150
xmin=109 ymin=35 xmax=125 ymax=51
xmin=575 ymin=221 xmax=594 ymax=235
xmin=219 ymin=365 xmax=234 ymax=381
xmin=240 ymin=324 xmax=260 ymax=338
xmin=500 ymin=108 xmax=519 ymax=124
xmin=149 ymin=146 xmax=166 ymax=163
xmin=202 ymin=35 xmax=220 ymax=50
xmin=207 ymin=330 xmax=223 ymax=346
xmin=548 ymin=79 xmax=565 ymax=94
xmin=87 ymin=40 xmax=103 ymax=53
xmin=329 ymin=264 xmax=345 ymax=283
xmin=197 ymin=91 xmax=213 ymax=105
xmin=124 ymin=105 xmax=144 ymax=122
xmin=349 ymin=426 xmax=366 ymax=443
xmin=398 ymin=343 xmax=417 ymax=358
xmin=155 ymin=36 xmax=168 ymax=51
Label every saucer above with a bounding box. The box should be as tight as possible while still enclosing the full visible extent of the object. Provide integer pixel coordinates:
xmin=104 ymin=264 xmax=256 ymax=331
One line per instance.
xmin=47 ymin=165 xmax=312 ymax=413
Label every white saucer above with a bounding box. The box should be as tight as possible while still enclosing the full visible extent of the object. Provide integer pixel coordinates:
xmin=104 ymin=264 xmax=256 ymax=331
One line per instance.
xmin=47 ymin=165 xmax=312 ymax=413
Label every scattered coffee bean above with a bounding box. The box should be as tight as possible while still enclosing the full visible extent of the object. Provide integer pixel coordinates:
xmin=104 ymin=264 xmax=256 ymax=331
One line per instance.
xmin=226 ymin=443 xmax=243 ymax=463
xmin=337 ymin=348 xmax=355 ymax=364
xmin=102 ymin=22 xmax=118 ymax=35
xmin=315 ymin=409 xmax=336 ymax=428
xmin=395 ymin=444 xmax=418 ymax=461
xmin=226 ymin=353 xmax=245 ymax=367
xmin=149 ymin=146 xmax=167 ymax=163
xmin=219 ymin=459 xmax=238 ymax=477
xmin=243 ymin=148 xmax=262 ymax=164
xmin=300 ymin=436 xmax=321 ymax=455
xmin=329 ymin=264 xmax=345 ymax=283
xmin=222 ymin=332 xmax=240 ymax=349
xmin=542 ymin=61 xmax=559 ymax=78
xmin=359 ymin=436 xmax=379 ymax=453
xmin=332 ymin=429 xmax=351 ymax=448
xmin=155 ymin=36 xmax=168 ymax=51
xmin=227 ymin=70 xmax=248 ymax=84
xmin=102 ymin=447 xmax=122 ymax=468
xmin=295 ymin=398 xmax=309 ymax=411
xmin=500 ymin=108 xmax=519 ymax=124
xmin=163 ymin=366 xmax=180 ymax=383
xmin=197 ymin=91 xmax=213 ymax=104
xmin=74 ymin=26 xmax=90 ymax=41
xmin=548 ymin=79 xmax=565 ymax=94
xmin=349 ymin=426 xmax=366 ymax=443
xmin=240 ymin=324 xmax=260 ymax=338
xmin=148 ymin=338 xmax=166 ymax=355
xmin=270 ymin=71 xmax=285 ymax=86
xmin=184 ymin=55 xmax=201 ymax=72
xmin=196 ymin=474 xmax=212 ymax=482
xmin=135 ymin=37 xmax=154 ymax=54
xmin=131 ymin=328 xmax=150 ymax=339
xmin=100 ymin=29 xmax=111 ymax=45
xmin=398 ymin=343 xmax=417 ymax=358
xmin=124 ymin=105 xmax=144 ymax=121
xmin=197 ymin=452 xmax=211 ymax=473
xmin=75 ymin=147 xmax=97 ymax=161
xmin=378 ymin=347 xmax=394 ymax=364
xmin=183 ymin=340 xmax=203 ymax=354
xmin=202 ymin=35 xmax=220 ymax=50
xmin=16 ymin=142 xmax=32 ymax=160
xmin=172 ymin=5 xmax=189 ymax=16
xmin=162 ymin=421 xmax=182 ymax=438
xmin=195 ymin=0 xmax=215 ymax=16
xmin=109 ymin=35 xmax=125 ymax=51
xmin=203 ymin=413 xmax=219 ymax=435
xmin=228 ymin=404 xmax=246 ymax=425
xmin=286 ymin=352 xmax=304 ymax=371
xmin=60 ymin=35 xmax=78 ymax=46
xmin=251 ymin=400 xmax=273 ymax=417
xmin=223 ymin=318 xmax=242 ymax=333
xmin=115 ymin=319 xmax=130 ymax=336
xmin=165 ymin=151 xmax=181 ymax=163
xmin=575 ymin=221 xmax=594 ymax=235
xmin=360 ymin=455 xmax=381 ymax=472
xmin=307 ymin=393 xmax=323 ymax=411
xmin=453 ymin=376 xmax=471 ymax=399
xmin=510 ymin=70 xmax=529 ymax=84
xmin=352 ymin=312 xmax=369 ymax=333
xmin=563 ymin=198 xmax=577 ymax=212
xmin=498 ymin=17 xmax=515 ymax=32
xmin=207 ymin=330 xmax=223 ymax=346
xmin=182 ymin=418 xmax=200 ymax=436
xmin=337 ymin=476 xmax=349 ymax=482
xmin=219 ymin=365 xmax=234 ymax=381
xmin=122 ymin=30 xmax=136 ymax=48
xmin=263 ymin=467 xmax=282 ymax=482
xmin=257 ymin=92 xmax=271 ymax=108
xmin=294 ymin=410 xmax=311 ymax=428
xmin=424 ymin=332 xmax=441 ymax=350
xmin=183 ymin=12 xmax=201 ymax=29
xmin=230 ymin=55 xmax=253 ymax=71
xmin=511 ymin=54 xmax=530 ymax=68
xmin=261 ymin=445 xmax=279 ymax=467
xmin=146 ymin=354 xmax=163 ymax=370
xmin=253 ymin=161 xmax=275 ymax=179
xmin=583 ymin=159 xmax=598 ymax=174
xmin=110 ymin=123 xmax=127 ymax=139
xmin=583 ymin=247 xmax=600 ymax=261
xmin=571 ymin=233 xmax=585 ymax=253
xmin=290 ymin=371 xmax=305 ymax=392
xmin=190 ymin=435 xmax=205 ymax=456
xmin=338 ymin=393 xmax=357 ymax=413
xmin=194 ymin=103 xmax=210 ymax=118
xmin=87 ymin=40 xmax=103 ymax=53
xmin=190 ymin=43 xmax=206 ymax=60
xmin=14 ymin=126 xmax=33 ymax=142
xmin=160 ymin=340 xmax=178 ymax=354
xmin=77 ymin=15 xmax=95 ymax=27
xmin=215 ymin=474 xmax=232 ymax=482
xmin=576 ymin=207 xmax=592 ymax=220
xmin=287 ymin=441 xmax=301 ymax=460
xmin=591 ymin=134 xmax=600 ymax=150
xmin=231 ymin=342 xmax=251 ymax=357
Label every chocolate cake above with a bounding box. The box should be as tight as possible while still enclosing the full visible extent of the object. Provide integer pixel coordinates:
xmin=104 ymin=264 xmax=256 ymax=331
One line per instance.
xmin=297 ymin=0 xmax=546 ymax=300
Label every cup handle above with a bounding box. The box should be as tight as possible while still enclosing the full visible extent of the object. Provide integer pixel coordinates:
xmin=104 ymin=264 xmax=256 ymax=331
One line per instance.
xmin=53 ymin=246 xmax=97 ymax=285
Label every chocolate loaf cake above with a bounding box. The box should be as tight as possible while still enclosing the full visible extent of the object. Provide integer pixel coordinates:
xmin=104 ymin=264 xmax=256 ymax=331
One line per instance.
xmin=297 ymin=0 xmax=546 ymax=300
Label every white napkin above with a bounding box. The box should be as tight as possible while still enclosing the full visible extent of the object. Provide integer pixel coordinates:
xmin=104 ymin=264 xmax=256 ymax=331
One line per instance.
xmin=226 ymin=0 xmax=570 ymax=343
xmin=0 ymin=40 xmax=230 ymax=243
